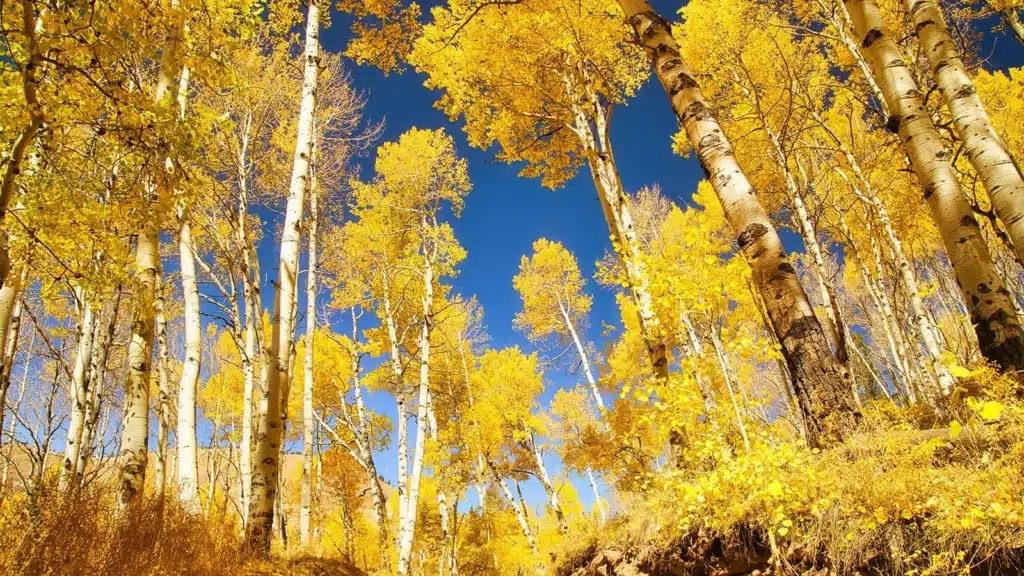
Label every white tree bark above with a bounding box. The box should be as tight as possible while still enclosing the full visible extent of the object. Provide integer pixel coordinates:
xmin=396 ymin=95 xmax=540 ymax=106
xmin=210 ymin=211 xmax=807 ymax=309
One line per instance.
xmin=846 ymin=0 xmax=1024 ymax=371
xmin=246 ymin=0 xmax=319 ymax=552
xmin=177 ymin=202 xmax=202 ymax=512
xmin=617 ymin=0 xmax=858 ymax=447
xmin=299 ymin=150 xmax=319 ymax=546
xmin=397 ymin=236 xmax=434 ymax=576
xmin=0 ymin=264 xmax=27 ymax=448
xmin=529 ymin=433 xmax=567 ymax=533
xmin=154 ymin=269 xmax=172 ymax=498
xmin=559 ymin=302 xmax=603 ymax=411
xmin=908 ymin=0 xmax=1024 ymax=265
xmin=117 ymin=3 xmax=182 ymax=505
xmin=60 ymin=290 xmax=96 ymax=489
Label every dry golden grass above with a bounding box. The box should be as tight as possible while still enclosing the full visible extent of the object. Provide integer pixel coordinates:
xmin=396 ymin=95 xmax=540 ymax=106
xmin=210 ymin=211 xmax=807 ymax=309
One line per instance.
xmin=0 ymin=479 xmax=363 ymax=576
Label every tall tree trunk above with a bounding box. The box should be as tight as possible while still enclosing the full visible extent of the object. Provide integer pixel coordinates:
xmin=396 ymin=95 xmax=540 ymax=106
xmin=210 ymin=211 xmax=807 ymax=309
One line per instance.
xmin=559 ymin=303 xmax=603 ymax=411
xmin=117 ymin=2 xmax=182 ymax=505
xmin=246 ymin=0 xmax=319 ymax=553
xmin=238 ymin=113 xmax=257 ymax=527
xmin=0 ymin=0 xmax=43 ymax=289
xmin=617 ymin=0 xmax=858 ymax=447
xmin=816 ymin=0 xmax=890 ymax=117
xmin=154 ymin=269 xmax=172 ymax=498
xmin=118 ymin=226 xmax=159 ymax=504
xmin=846 ymin=0 xmax=1024 ymax=371
xmin=77 ymin=288 xmax=119 ymax=479
xmin=349 ymin=308 xmax=391 ymax=570
xmin=397 ymin=240 xmax=434 ymax=576
xmin=709 ymin=326 xmax=751 ymax=451
xmin=60 ymin=290 xmax=96 ymax=489
xmin=995 ymin=3 xmax=1024 ymax=45
xmin=300 ymin=155 xmax=319 ymax=547
xmin=586 ymin=467 xmax=607 ymax=524
xmin=908 ymin=0 xmax=1024 ymax=265
xmin=177 ymin=203 xmax=202 ymax=511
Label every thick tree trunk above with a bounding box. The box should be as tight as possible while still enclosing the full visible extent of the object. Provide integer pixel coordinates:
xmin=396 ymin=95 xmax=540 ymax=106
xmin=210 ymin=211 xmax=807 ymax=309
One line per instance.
xmin=118 ymin=226 xmax=159 ymax=504
xmin=846 ymin=0 xmax=1024 ymax=371
xmin=246 ymin=0 xmax=319 ymax=553
xmin=909 ymin=0 xmax=1024 ymax=266
xmin=61 ymin=292 xmax=96 ymax=489
xmin=177 ymin=204 xmax=202 ymax=511
xmin=300 ymin=165 xmax=318 ymax=547
xmin=618 ymin=0 xmax=858 ymax=447
xmin=0 ymin=265 xmax=27 ymax=448
xmin=117 ymin=2 xmax=182 ymax=505
xmin=154 ymin=270 xmax=172 ymax=499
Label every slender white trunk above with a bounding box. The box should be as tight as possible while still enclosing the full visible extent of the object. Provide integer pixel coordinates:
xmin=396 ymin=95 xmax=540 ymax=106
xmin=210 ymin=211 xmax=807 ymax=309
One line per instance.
xmin=559 ymin=303 xmax=603 ymax=411
xmin=176 ymin=203 xmax=202 ymax=511
xmin=61 ymin=292 xmax=96 ymax=489
xmin=154 ymin=271 xmax=172 ymax=498
xmin=397 ymin=240 xmax=434 ymax=576
xmin=709 ymin=326 xmax=751 ymax=450
xmin=529 ymin=434 xmax=567 ymax=533
xmin=586 ymin=467 xmax=607 ymax=524
xmin=247 ymin=0 xmax=319 ymax=552
xmin=490 ymin=460 xmax=539 ymax=556
xmin=77 ymin=288 xmax=120 ymax=478
xmin=118 ymin=3 xmax=182 ymax=505
xmin=300 ymin=161 xmax=318 ymax=546
xmin=0 ymin=265 xmax=27 ymax=449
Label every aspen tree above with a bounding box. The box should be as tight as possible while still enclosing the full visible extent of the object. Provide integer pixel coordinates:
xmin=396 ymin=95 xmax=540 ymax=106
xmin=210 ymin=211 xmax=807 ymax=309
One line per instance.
xmin=845 ymin=0 xmax=1024 ymax=371
xmin=117 ymin=3 xmax=184 ymax=504
xmin=300 ymin=133 xmax=320 ymax=547
xmin=906 ymin=0 xmax=1024 ymax=265
xmin=247 ymin=0 xmax=321 ymax=552
xmin=614 ymin=0 xmax=858 ymax=444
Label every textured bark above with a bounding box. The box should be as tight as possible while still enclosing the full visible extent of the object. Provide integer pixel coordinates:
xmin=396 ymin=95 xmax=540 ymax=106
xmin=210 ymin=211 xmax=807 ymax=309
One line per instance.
xmin=999 ymin=4 xmax=1024 ymax=45
xmin=618 ymin=0 xmax=858 ymax=447
xmin=300 ymin=161 xmax=318 ymax=547
xmin=846 ymin=0 xmax=1024 ymax=371
xmin=908 ymin=0 xmax=1024 ymax=266
xmin=818 ymin=0 xmax=889 ymax=117
xmin=0 ymin=265 xmax=27 ymax=448
xmin=60 ymin=292 xmax=96 ymax=489
xmin=177 ymin=203 xmax=202 ymax=512
xmin=118 ymin=226 xmax=159 ymax=504
xmin=246 ymin=0 xmax=319 ymax=553
xmin=0 ymin=0 xmax=43 ymax=289
xmin=154 ymin=270 xmax=172 ymax=498
xmin=117 ymin=3 xmax=182 ymax=505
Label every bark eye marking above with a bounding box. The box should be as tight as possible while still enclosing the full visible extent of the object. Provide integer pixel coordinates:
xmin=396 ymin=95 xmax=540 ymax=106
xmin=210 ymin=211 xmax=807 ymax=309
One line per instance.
xmin=886 ymin=115 xmax=901 ymax=133
xmin=960 ymin=215 xmax=979 ymax=228
xmin=953 ymin=84 xmax=976 ymax=99
xmin=737 ymin=223 xmax=768 ymax=249
xmin=978 ymin=283 xmax=992 ymax=294
xmin=862 ymin=28 xmax=884 ymax=48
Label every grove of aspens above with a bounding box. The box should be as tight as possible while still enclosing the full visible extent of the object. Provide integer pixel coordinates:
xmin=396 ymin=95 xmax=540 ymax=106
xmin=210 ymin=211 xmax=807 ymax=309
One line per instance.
xmin=3 ymin=0 xmax=1024 ymax=574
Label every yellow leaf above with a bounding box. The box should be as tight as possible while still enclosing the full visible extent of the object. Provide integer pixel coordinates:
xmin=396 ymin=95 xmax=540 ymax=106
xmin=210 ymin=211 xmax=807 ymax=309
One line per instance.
xmin=777 ymin=526 xmax=789 ymax=536
xmin=949 ymin=364 xmax=972 ymax=379
xmin=978 ymin=401 xmax=1004 ymax=421
xmin=949 ymin=420 xmax=962 ymax=439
